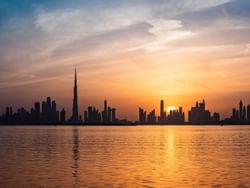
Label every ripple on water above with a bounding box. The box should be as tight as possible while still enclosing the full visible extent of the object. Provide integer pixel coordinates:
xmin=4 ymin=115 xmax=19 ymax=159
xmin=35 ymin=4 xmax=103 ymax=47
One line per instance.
xmin=0 ymin=126 xmax=250 ymax=187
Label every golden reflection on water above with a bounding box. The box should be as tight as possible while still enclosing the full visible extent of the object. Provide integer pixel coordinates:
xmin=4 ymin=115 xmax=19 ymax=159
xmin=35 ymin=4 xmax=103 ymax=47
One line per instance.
xmin=0 ymin=126 xmax=250 ymax=187
xmin=72 ymin=128 xmax=80 ymax=187
xmin=167 ymin=129 xmax=174 ymax=164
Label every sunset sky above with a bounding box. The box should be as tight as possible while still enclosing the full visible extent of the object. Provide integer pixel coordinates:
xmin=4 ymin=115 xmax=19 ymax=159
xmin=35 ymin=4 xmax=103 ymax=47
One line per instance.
xmin=0 ymin=0 xmax=250 ymax=120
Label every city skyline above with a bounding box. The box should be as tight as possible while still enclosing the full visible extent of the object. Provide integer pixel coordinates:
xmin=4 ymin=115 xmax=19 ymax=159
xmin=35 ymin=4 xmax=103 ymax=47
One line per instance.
xmin=2 ymin=87 xmax=250 ymax=121
xmin=1 ymin=66 xmax=250 ymax=121
xmin=1 ymin=69 xmax=250 ymax=125
xmin=0 ymin=0 xmax=250 ymax=120
xmin=1 ymin=1 xmax=250 ymax=188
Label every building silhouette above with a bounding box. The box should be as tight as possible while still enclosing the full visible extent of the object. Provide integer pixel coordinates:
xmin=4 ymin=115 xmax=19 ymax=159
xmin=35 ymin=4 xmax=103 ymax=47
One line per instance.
xmin=159 ymin=100 xmax=167 ymax=124
xmin=138 ymin=100 xmax=185 ymax=125
xmin=83 ymin=99 xmax=119 ymax=124
xmin=167 ymin=107 xmax=185 ymax=124
xmin=1 ymin=69 xmax=250 ymax=126
xmin=0 ymin=97 xmax=64 ymax=124
xmin=147 ymin=109 xmax=156 ymax=124
xmin=188 ymin=100 xmax=220 ymax=124
xmin=71 ymin=68 xmax=79 ymax=122
xmin=247 ymin=105 xmax=250 ymax=121
xmin=239 ymin=100 xmax=243 ymax=119
xmin=224 ymin=100 xmax=250 ymax=124
xmin=38 ymin=97 xmax=60 ymax=122
xmin=84 ymin=106 xmax=102 ymax=124
xmin=60 ymin=108 xmax=66 ymax=122
xmin=139 ymin=107 xmax=147 ymax=124
xmin=101 ymin=99 xmax=109 ymax=123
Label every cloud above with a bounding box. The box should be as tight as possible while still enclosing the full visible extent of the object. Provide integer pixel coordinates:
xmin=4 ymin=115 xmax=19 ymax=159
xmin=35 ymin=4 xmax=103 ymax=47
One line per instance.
xmin=0 ymin=0 xmax=249 ymax=111
xmin=178 ymin=0 xmax=250 ymax=30
xmin=50 ymin=17 xmax=194 ymax=57
xmin=144 ymin=19 xmax=194 ymax=51
xmin=34 ymin=5 xmax=152 ymax=35
xmin=169 ymin=0 xmax=250 ymax=50
xmin=0 ymin=0 xmax=241 ymax=90
xmin=33 ymin=0 xmax=234 ymax=35
xmin=50 ymin=22 xmax=153 ymax=59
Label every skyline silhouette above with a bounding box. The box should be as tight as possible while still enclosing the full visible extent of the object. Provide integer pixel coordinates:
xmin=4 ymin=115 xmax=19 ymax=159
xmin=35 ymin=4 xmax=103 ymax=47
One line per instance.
xmin=1 ymin=1 xmax=250 ymax=188
xmin=0 ymin=69 xmax=250 ymax=125
xmin=0 ymin=0 xmax=250 ymax=122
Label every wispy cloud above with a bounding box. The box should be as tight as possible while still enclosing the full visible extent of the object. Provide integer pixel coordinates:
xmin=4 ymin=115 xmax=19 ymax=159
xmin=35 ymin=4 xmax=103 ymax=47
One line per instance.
xmin=0 ymin=0 xmax=250 ymax=118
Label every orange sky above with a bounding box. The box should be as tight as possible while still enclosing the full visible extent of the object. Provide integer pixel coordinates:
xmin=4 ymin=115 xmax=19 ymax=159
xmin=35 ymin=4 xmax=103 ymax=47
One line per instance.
xmin=0 ymin=0 xmax=250 ymax=120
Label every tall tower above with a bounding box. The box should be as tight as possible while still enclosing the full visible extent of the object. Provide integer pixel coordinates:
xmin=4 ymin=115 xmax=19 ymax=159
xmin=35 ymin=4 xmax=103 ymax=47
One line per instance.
xmin=160 ymin=100 xmax=164 ymax=118
xmin=102 ymin=99 xmax=108 ymax=122
xmin=159 ymin=100 xmax=165 ymax=124
xmin=104 ymin=99 xmax=107 ymax=114
xmin=247 ymin=105 xmax=250 ymax=121
xmin=72 ymin=68 xmax=79 ymax=122
xmin=239 ymin=100 xmax=243 ymax=119
xmin=243 ymin=106 xmax=246 ymax=120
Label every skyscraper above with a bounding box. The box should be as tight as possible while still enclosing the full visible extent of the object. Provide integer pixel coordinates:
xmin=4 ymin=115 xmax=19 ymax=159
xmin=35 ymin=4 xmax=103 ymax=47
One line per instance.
xmin=102 ymin=99 xmax=108 ymax=122
xmin=72 ymin=68 xmax=79 ymax=122
xmin=139 ymin=107 xmax=146 ymax=124
xmin=160 ymin=100 xmax=164 ymax=118
xmin=60 ymin=108 xmax=66 ymax=122
xmin=159 ymin=100 xmax=166 ymax=124
xmin=247 ymin=105 xmax=250 ymax=122
xmin=243 ymin=106 xmax=246 ymax=120
xmin=188 ymin=100 xmax=219 ymax=124
xmin=239 ymin=100 xmax=243 ymax=119
xmin=111 ymin=108 xmax=116 ymax=122
xmin=147 ymin=109 xmax=156 ymax=124
xmin=227 ymin=100 xmax=250 ymax=123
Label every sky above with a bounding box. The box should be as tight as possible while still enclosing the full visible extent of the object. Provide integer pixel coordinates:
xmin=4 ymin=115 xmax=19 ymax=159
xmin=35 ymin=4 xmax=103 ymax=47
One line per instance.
xmin=0 ymin=0 xmax=250 ymax=120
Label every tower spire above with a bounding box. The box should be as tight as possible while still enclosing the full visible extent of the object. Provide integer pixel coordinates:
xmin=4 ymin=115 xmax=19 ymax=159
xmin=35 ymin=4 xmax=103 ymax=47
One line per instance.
xmin=75 ymin=67 xmax=77 ymax=86
xmin=72 ymin=67 xmax=79 ymax=122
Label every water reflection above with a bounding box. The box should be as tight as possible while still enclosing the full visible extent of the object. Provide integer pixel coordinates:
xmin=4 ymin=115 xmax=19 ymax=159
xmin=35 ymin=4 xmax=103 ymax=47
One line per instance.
xmin=167 ymin=129 xmax=175 ymax=162
xmin=72 ymin=128 xmax=80 ymax=187
xmin=0 ymin=126 xmax=250 ymax=187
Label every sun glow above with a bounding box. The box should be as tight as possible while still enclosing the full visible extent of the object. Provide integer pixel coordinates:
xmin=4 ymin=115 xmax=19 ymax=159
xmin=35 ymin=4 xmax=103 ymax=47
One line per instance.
xmin=167 ymin=106 xmax=177 ymax=112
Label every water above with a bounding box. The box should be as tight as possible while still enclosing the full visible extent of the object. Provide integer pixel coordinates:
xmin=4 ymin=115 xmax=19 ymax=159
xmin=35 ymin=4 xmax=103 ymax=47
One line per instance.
xmin=0 ymin=126 xmax=250 ymax=187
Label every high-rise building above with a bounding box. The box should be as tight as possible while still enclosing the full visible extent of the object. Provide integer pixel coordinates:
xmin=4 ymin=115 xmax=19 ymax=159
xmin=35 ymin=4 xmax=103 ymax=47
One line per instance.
xmin=104 ymin=99 xmax=107 ymax=114
xmin=34 ymin=102 xmax=40 ymax=114
xmin=46 ymin=97 xmax=52 ymax=116
xmin=84 ymin=106 xmax=102 ymax=124
xmin=102 ymin=99 xmax=108 ymax=122
xmin=243 ymin=106 xmax=246 ymax=120
xmin=5 ymin=107 xmax=11 ymax=119
xmin=188 ymin=100 xmax=219 ymax=124
xmin=108 ymin=107 xmax=112 ymax=122
xmin=239 ymin=100 xmax=243 ymax=119
xmin=159 ymin=100 xmax=166 ymax=124
xmin=232 ymin=108 xmax=236 ymax=119
xmin=247 ymin=105 xmax=250 ymax=121
xmin=160 ymin=100 xmax=164 ymax=117
xmin=111 ymin=108 xmax=116 ymax=122
xmin=34 ymin=102 xmax=40 ymax=120
xmin=147 ymin=110 xmax=156 ymax=124
xmin=139 ymin=107 xmax=146 ymax=124
xmin=167 ymin=107 xmax=185 ymax=124
xmin=226 ymin=100 xmax=250 ymax=123
xmin=52 ymin=101 xmax=59 ymax=121
xmin=52 ymin=101 xmax=56 ymax=113
xmin=60 ymin=108 xmax=66 ymax=122
xmin=42 ymin=101 xmax=46 ymax=121
xmin=71 ymin=68 xmax=79 ymax=122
